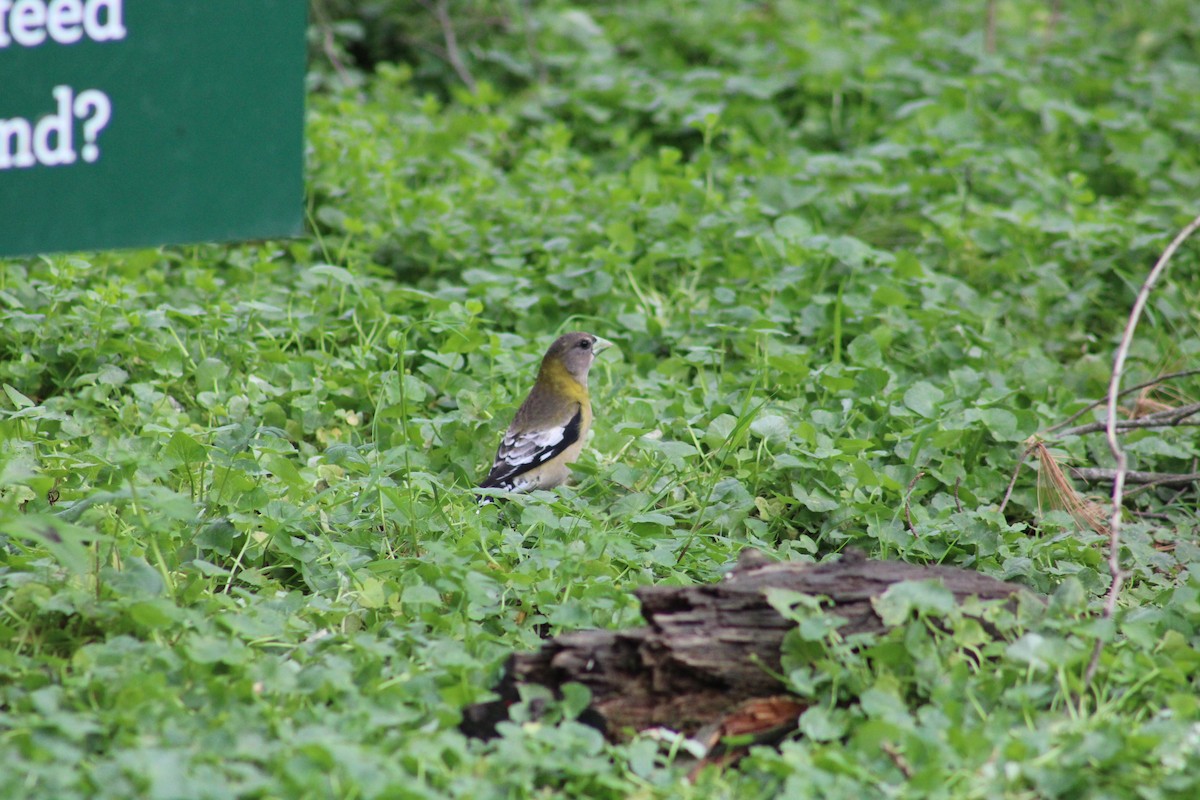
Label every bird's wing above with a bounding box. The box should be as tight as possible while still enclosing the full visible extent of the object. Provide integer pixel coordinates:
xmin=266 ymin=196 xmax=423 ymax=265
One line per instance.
xmin=480 ymin=404 xmax=583 ymax=490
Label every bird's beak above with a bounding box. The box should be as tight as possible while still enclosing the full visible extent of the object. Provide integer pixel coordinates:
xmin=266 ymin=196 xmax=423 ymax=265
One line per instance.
xmin=592 ymin=336 xmax=615 ymax=355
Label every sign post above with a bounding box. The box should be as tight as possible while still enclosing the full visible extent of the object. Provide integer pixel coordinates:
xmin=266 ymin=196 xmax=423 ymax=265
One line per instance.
xmin=0 ymin=0 xmax=307 ymax=256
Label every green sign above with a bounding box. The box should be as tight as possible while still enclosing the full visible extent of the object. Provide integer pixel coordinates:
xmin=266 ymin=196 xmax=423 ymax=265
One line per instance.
xmin=0 ymin=1 xmax=306 ymax=257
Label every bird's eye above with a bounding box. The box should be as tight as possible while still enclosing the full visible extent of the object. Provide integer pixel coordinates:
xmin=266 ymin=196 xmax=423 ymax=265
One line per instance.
xmin=578 ymin=340 xmax=591 ymax=350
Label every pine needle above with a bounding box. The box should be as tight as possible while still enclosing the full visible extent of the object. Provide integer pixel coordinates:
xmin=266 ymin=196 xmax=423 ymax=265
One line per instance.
xmin=1032 ymin=441 xmax=1108 ymax=535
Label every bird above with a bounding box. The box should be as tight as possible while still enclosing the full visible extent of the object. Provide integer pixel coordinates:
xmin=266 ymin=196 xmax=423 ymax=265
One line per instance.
xmin=479 ymin=332 xmax=612 ymax=497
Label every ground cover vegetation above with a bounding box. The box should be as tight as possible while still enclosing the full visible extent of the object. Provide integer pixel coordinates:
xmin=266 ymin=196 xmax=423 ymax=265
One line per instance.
xmin=3 ymin=0 xmax=1200 ymax=796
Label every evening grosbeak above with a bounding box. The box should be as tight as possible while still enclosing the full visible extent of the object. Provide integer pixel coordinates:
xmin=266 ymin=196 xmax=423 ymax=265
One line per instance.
xmin=479 ymin=332 xmax=612 ymax=496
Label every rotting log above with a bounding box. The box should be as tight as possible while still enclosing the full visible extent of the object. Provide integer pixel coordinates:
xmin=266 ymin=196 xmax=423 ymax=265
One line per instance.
xmin=461 ymin=549 xmax=1033 ymax=741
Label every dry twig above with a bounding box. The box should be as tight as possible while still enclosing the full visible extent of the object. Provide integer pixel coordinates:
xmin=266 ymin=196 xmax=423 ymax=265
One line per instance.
xmin=881 ymin=741 xmax=914 ymax=780
xmin=1070 ymin=468 xmax=1200 ymax=488
xmin=1042 ymin=368 xmax=1200 ymax=435
xmin=903 ymin=472 xmax=925 ymax=536
xmin=998 ymin=443 xmax=1037 ymax=514
xmin=1163 ymin=458 xmax=1200 ymax=505
xmin=422 ymin=0 xmax=478 ymax=92
xmin=1083 ymin=211 xmax=1200 ymax=687
xmin=1057 ymin=401 xmax=1200 ymax=438
xmin=310 ymin=0 xmax=353 ymax=86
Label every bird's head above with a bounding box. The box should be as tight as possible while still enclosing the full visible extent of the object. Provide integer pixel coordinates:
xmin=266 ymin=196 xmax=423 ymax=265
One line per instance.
xmin=542 ymin=331 xmax=613 ymax=385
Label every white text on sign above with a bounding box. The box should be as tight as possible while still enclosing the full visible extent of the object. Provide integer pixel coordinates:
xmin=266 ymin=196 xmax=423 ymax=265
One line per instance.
xmin=0 ymin=0 xmax=125 ymax=48
xmin=0 ymin=85 xmax=111 ymax=168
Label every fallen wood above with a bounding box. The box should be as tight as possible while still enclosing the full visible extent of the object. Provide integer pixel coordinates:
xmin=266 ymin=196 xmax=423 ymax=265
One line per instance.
xmin=461 ymin=549 xmax=1032 ymax=741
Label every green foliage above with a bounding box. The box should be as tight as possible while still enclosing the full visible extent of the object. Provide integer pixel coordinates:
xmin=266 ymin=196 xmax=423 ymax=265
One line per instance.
xmin=4 ymin=0 xmax=1200 ymax=795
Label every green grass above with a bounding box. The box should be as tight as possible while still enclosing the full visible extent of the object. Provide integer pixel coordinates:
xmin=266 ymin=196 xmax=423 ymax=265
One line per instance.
xmin=3 ymin=0 xmax=1200 ymax=796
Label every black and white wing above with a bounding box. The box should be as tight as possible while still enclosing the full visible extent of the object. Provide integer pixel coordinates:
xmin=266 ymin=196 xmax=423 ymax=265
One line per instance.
xmin=479 ymin=405 xmax=583 ymax=491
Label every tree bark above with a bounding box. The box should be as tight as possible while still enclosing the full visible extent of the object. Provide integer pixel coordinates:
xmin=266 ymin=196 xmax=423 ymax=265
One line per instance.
xmin=462 ymin=549 xmax=1032 ymax=740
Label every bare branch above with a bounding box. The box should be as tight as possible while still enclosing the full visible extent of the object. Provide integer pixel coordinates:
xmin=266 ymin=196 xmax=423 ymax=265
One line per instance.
xmin=1064 ymin=419 xmax=1200 ymax=437
xmin=1132 ymin=401 xmax=1200 ymax=424
xmin=998 ymin=443 xmax=1037 ymax=514
xmin=1043 ymin=369 xmax=1200 ymax=435
xmin=428 ymin=0 xmax=477 ymax=92
xmin=903 ymin=471 xmax=925 ymax=536
xmin=1057 ymin=401 xmax=1200 ymax=438
xmin=310 ymin=0 xmax=353 ymax=86
xmin=1084 ymin=210 xmax=1200 ymax=687
xmin=1164 ymin=458 xmax=1200 ymax=504
xmin=1070 ymin=468 xmax=1200 ymax=487
xmin=881 ymin=741 xmax=914 ymax=779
